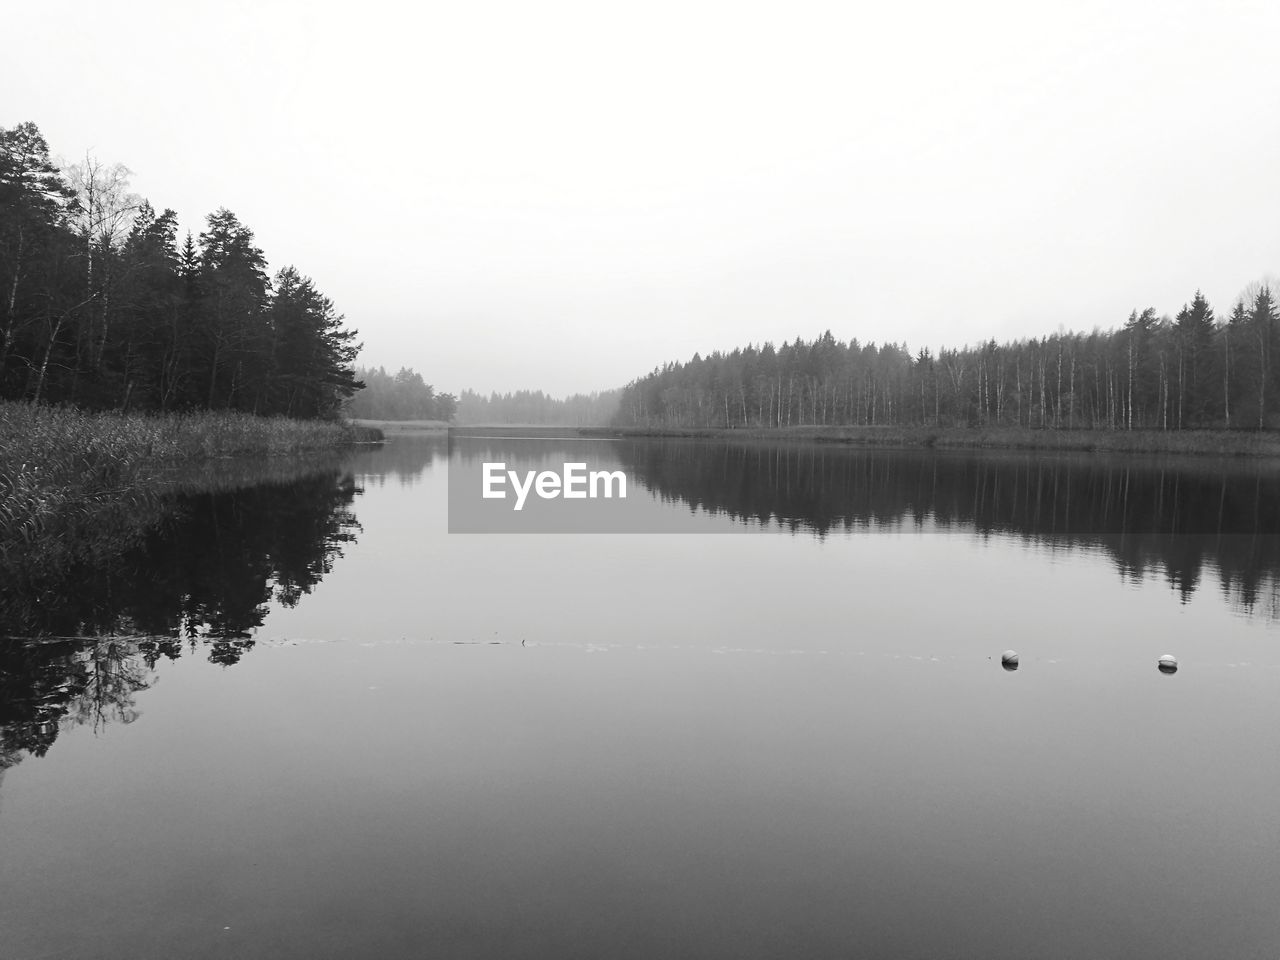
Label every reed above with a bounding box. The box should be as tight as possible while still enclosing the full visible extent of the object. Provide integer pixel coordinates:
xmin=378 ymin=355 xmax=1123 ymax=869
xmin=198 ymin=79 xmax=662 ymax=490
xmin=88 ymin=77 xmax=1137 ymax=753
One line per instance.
xmin=0 ymin=401 xmax=379 ymax=563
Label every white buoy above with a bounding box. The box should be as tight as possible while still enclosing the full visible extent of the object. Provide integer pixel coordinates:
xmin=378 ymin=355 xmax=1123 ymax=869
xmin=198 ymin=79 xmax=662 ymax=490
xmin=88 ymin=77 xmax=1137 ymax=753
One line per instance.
xmin=1001 ymin=650 xmax=1019 ymax=671
xmin=1158 ymin=654 xmax=1178 ymax=674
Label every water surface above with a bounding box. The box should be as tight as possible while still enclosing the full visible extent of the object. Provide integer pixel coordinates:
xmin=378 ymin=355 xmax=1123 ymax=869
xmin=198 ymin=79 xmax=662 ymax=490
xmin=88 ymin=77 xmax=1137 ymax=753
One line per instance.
xmin=2 ymin=436 xmax=1278 ymax=959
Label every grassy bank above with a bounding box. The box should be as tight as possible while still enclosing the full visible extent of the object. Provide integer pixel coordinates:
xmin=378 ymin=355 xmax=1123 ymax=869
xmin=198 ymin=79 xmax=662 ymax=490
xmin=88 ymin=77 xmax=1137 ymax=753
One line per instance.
xmin=0 ymin=402 xmax=381 ymax=557
xmin=580 ymin=424 xmax=1280 ymax=457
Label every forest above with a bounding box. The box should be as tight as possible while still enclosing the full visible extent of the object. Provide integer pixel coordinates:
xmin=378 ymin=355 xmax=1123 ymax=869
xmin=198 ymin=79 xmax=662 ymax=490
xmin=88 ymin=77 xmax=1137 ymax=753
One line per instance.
xmin=614 ymin=288 xmax=1280 ymax=432
xmin=0 ymin=121 xmax=361 ymax=417
xmin=343 ymin=366 xmax=458 ymax=422
xmin=456 ymin=387 xmax=621 ymax=425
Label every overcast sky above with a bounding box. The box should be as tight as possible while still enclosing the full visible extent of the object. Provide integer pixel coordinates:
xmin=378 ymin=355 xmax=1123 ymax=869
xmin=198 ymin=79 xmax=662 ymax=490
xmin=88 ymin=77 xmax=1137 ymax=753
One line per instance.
xmin=6 ymin=0 xmax=1279 ymax=396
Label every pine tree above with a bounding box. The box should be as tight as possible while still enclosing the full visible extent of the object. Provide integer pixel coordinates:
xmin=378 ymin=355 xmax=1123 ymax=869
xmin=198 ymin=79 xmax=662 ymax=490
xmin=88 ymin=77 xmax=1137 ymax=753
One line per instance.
xmin=269 ymin=267 xmax=363 ymax=418
xmin=1175 ymin=290 xmax=1216 ymax=426
xmin=0 ymin=122 xmax=77 ymax=387
xmin=1249 ymin=286 xmax=1278 ymax=428
xmin=195 ymin=209 xmax=270 ymax=409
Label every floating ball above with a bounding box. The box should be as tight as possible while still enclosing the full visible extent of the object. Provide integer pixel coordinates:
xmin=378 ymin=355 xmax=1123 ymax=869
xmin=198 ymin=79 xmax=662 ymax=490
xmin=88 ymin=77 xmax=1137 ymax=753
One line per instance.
xmin=1157 ymin=654 xmax=1178 ymax=674
xmin=1001 ymin=650 xmax=1019 ymax=671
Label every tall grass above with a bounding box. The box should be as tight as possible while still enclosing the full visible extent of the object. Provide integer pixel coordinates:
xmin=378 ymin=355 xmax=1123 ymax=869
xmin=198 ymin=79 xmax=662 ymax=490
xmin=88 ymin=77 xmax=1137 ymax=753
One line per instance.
xmin=0 ymin=402 xmax=379 ymax=569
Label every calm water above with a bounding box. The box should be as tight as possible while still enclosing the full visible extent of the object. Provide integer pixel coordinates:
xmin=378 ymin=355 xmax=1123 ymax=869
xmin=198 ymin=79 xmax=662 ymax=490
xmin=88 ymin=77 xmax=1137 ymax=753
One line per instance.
xmin=2 ymin=436 xmax=1279 ymax=959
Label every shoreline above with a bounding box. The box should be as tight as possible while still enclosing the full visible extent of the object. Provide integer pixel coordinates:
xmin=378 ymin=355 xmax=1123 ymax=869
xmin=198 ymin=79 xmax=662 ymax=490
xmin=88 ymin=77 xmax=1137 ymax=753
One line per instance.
xmin=349 ymin=417 xmax=449 ymax=434
xmin=1 ymin=402 xmax=383 ymax=571
xmin=578 ymin=424 xmax=1280 ymax=458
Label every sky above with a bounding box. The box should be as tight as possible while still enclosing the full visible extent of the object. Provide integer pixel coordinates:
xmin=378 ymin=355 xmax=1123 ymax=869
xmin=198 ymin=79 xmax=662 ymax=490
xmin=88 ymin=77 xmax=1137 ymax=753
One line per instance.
xmin=5 ymin=0 xmax=1280 ymax=397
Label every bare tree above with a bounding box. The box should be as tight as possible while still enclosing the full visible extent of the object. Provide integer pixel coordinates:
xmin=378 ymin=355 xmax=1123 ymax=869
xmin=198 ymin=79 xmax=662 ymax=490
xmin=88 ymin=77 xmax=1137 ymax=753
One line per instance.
xmin=66 ymin=155 xmax=142 ymax=366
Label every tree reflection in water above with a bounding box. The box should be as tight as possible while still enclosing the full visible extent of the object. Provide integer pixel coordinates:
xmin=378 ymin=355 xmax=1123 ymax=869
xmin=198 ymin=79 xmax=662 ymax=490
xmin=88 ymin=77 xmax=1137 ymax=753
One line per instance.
xmin=0 ymin=467 xmax=362 ymax=774
xmin=616 ymin=441 xmax=1280 ymax=620
xmin=5 ymin=436 xmax=1279 ymax=778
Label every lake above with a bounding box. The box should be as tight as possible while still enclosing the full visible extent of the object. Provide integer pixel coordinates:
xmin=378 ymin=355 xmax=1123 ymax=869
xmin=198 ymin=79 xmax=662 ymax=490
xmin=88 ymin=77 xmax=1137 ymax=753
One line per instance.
xmin=2 ymin=434 xmax=1279 ymax=959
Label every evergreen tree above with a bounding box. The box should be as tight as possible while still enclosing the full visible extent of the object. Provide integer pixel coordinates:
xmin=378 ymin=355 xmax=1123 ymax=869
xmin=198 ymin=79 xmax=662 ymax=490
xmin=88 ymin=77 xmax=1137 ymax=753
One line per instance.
xmin=1175 ymin=291 xmax=1216 ymax=427
xmin=269 ymin=267 xmax=363 ymax=418
xmin=196 ymin=208 xmax=270 ymax=410
xmin=0 ymin=122 xmax=77 ymax=392
xmin=1248 ymin=286 xmax=1278 ymax=428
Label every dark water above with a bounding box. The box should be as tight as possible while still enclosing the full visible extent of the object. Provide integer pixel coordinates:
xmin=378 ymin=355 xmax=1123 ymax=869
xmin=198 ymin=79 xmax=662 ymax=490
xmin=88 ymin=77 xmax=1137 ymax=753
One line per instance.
xmin=2 ymin=436 xmax=1279 ymax=959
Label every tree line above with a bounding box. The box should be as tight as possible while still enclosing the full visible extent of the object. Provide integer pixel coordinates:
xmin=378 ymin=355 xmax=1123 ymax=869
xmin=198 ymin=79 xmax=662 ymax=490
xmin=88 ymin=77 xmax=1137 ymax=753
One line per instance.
xmin=0 ymin=121 xmax=361 ymax=417
xmin=614 ymin=287 xmax=1280 ymax=431
xmin=456 ymin=387 xmax=621 ymax=425
xmin=343 ymin=366 xmax=458 ymax=422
